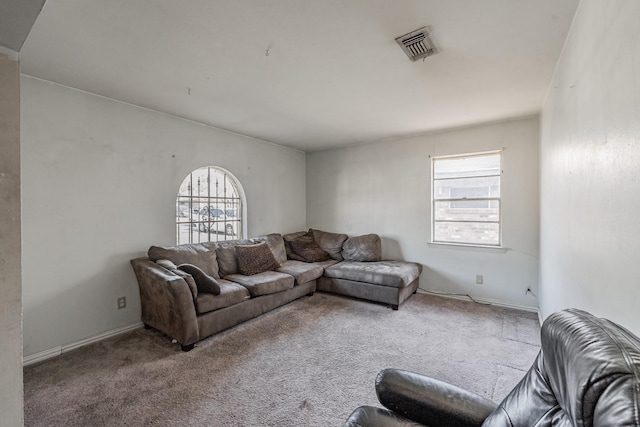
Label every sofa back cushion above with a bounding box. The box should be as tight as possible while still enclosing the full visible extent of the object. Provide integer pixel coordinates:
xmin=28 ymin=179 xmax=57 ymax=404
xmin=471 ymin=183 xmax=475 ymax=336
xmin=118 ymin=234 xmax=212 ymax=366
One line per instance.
xmin=148 ymin=243 xmax=219 ymax=278
xmin=214 ymin=239 xmax=253 ymax=277
xmin=310 ymin=229 xmax=349 ymax=261
xmin=341 ymin=234 xmax=382 ymax=262
xmin=251 ymin=233 xmax=287 ymax=264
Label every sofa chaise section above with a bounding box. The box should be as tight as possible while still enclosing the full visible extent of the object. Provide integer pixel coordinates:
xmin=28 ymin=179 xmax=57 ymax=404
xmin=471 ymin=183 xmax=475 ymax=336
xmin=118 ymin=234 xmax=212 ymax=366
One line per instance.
xmin=318 ymin=261 xmax=422 ymax=310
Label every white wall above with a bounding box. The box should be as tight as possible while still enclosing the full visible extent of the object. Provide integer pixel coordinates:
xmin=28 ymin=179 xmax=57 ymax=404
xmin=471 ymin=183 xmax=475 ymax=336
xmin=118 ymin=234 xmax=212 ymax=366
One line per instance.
xmin=21 ymin=76 xmax=307 ymax=356
xmin=0 ymin=49 xmax=23 ymax=427
xmin=539 ymin=1 xmax=640 ymax=334
xmin=307 ymin=117 xmax=540 ymax=309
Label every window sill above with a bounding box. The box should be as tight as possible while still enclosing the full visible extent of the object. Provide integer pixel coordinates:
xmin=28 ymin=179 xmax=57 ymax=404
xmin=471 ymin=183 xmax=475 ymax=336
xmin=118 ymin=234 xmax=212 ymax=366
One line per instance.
xmin=428 ymin=242 xmax=509 ymax=254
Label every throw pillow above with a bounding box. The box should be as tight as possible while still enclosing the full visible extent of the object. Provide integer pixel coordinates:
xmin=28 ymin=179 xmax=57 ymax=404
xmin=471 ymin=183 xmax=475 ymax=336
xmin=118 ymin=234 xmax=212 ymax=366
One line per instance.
xmin=341 ymin=234 xmax=382 ymax=262
xmin=155 ymin=259 xmax=178 ymax=270
xmin=250 ymin=233 xmax=287 ymax=264
xmin=289 ymin=231 xmax=330 ymax=263
xmin=234 ymin=242 xmax=281 ymax=276
xmin=177 ymin=263 xmax=221 ymax=295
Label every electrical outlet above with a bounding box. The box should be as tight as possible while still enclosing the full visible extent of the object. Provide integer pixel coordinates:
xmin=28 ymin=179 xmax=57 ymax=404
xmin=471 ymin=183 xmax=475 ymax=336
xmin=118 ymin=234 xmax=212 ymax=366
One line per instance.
xmin=117 ymin=296 xmax=126 ymax=309
xmin=476 ymin=275 xmax=483 ymax=285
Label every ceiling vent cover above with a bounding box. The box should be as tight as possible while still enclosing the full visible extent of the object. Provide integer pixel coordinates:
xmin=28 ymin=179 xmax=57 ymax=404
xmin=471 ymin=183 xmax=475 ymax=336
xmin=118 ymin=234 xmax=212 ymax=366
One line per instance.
xmin=395 ymin=27 xmax=439 ymax=62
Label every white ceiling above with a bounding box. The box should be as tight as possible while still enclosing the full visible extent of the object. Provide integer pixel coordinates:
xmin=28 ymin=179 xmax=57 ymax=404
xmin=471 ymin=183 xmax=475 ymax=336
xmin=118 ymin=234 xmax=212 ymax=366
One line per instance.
xmin=20 ymin=0 xmax=579 ymax=152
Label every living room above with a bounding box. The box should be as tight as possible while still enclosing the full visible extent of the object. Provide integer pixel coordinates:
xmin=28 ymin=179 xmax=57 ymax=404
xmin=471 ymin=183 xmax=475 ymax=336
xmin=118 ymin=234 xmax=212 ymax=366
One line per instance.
xmin=2 ymin=1 xmax=640 ymax=425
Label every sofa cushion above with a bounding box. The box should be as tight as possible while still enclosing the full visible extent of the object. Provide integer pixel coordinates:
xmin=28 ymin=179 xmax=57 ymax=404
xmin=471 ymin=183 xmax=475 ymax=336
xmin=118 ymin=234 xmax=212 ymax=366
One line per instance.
xmin=310 ymin=229 xmax=349 ymax=261
xmin=314 ymin=258 xmax=341 ymax=269
xmin=251 ymin=233 xmax=287 ymax=264
xmin=214 ymin=239 xmax=252 ymax=277
xmin=225 ymin=271 xmax=295 ymax=297
xmin=235 ymin=242 xmax=281 ymax=276
xmin=148 ymin=243 xmax=219 ymax=278
xmin=324 ymin=261 xmax=421 ymax=288
xmin=341 ymin=234 xmax=382 ymax=262
xmin=278 ymin=260 xmax=324 ymax=285
xmin=289 ymin=231 xmax=331 ymax=262
xmin=194 ymin=279 xmax=251 ymax=315
xmin=177 ymin=263 xmax=221 ymax=295
xmin=283 ymin=231 xmax=308 ymax=261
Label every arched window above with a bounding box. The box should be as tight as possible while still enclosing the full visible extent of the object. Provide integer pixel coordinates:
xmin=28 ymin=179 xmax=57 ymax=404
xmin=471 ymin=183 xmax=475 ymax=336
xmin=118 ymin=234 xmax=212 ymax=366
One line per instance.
xmin=176 ymin=166 xmax=244 ymax=244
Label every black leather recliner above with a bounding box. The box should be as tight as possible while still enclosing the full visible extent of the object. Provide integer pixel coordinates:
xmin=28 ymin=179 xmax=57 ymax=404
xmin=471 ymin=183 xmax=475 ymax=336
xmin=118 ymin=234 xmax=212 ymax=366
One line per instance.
xmin=343 ymin=309 xmax=640 ymax=427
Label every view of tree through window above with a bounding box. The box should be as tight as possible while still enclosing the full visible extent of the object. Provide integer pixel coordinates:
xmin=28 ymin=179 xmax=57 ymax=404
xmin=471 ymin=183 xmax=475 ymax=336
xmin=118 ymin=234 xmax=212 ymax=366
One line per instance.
xmin=176 ymin=166 xmax=243 ymax=244
xmin=432 ymin=152 xmax=502 ymax=246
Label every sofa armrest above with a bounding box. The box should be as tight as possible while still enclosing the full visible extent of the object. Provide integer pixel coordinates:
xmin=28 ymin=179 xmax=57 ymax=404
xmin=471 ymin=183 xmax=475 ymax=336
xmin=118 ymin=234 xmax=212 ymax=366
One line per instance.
xmin=343 ymin=405 xmax=425 ymax=427
xmin=375 ymin=369 xmax=497 ymax=427
xmin=130 ymin=258 xmax=199 ymax=346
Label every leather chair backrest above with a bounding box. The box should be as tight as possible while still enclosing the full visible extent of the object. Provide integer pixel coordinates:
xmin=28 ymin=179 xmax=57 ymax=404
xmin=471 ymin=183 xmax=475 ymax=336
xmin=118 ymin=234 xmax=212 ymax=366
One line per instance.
xmin=483 ymin=309 xmax=640 ymax=427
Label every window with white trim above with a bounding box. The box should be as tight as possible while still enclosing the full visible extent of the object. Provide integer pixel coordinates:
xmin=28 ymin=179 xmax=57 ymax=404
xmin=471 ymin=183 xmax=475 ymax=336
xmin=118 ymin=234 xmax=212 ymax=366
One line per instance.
xmin=176 ymin=166 xmax=243 ymax=244
xmin=432 ymin=151 xmax=502 ymax=246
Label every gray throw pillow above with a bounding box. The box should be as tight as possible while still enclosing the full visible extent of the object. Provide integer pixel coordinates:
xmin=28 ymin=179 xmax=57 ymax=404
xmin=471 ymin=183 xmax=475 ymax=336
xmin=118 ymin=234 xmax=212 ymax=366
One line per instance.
xmin=234 ymin=242 xmax=281 ymax=276
xmin=289 ymin=231 xmax=330 ymax=263
xmin=341 ymin=234 xmax=382 ymax=262
xmin=177 ymin=263 xmax=221 ymax=295
xmin=310 ymin=228 xmax=348 ymax=261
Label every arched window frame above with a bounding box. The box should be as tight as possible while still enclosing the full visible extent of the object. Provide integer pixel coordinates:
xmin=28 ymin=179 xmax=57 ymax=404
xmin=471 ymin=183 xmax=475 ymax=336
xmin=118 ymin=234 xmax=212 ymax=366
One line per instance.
xmin=176 ymin=166 xmax=246 ymax=244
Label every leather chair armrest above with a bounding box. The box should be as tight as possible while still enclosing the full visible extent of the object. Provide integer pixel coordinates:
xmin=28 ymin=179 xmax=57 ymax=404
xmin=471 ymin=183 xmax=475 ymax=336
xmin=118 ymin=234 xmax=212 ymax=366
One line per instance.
xmin=343 ymin=405 xmax=425 ymax=427
xmin=375 ymin=369 xmax=497 ymax=427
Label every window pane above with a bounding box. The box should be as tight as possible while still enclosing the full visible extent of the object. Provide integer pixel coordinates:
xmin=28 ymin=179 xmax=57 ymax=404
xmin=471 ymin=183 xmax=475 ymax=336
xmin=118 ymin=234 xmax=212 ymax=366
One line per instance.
xmin=433 ymin=221 xmax=500 ymax=246
xmin=433 ymin=176 xmax=500 ymax=200
xmin=433 ymin=154 xmax=501 ymax=179
xmin=434 ymin=200 xmax=499 ymax=221
xmin=432 ymin=151 xmax=502 ymax=246
xmin=176 ymin=166 xmax=243 ymax=244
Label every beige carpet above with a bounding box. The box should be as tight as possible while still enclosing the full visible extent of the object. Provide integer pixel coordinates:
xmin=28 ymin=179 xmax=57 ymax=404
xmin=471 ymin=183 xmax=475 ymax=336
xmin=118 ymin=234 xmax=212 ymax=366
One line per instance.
xmin=24 ymin=292 xmax=540 ymax=426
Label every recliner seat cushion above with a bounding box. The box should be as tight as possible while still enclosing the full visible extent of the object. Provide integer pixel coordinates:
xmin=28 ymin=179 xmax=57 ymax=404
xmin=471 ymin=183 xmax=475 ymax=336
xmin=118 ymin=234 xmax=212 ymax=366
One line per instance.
xmin=225 ymin=271 xmax=295 ymax=297
xmin=324 ymin=261 xmax=421 ymax=288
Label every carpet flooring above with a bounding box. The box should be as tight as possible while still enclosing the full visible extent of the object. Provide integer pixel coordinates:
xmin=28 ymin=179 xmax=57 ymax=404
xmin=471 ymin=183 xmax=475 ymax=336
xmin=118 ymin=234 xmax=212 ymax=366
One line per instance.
xmin=23 ymin=292 xmax=540 ymax=426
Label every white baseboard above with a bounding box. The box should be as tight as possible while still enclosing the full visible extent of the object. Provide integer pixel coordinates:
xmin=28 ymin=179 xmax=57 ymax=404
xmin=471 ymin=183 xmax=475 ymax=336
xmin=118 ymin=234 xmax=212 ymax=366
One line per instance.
xmin=23 ymin=322 xmax=144 ymax=367
xmin=416 ymin=288 xmax=538 ymax=313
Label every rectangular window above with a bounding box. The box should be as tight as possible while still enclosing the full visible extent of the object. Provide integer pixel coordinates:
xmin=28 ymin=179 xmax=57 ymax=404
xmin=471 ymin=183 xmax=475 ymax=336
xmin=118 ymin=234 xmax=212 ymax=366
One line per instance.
xmin=432 ymin=151 xmax=502 ymax=246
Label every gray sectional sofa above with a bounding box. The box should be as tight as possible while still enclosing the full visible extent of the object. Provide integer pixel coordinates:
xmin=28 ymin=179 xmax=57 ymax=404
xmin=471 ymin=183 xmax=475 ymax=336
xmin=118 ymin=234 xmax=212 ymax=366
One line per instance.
xmin=130 ymin=229 xmax=422 ymax=351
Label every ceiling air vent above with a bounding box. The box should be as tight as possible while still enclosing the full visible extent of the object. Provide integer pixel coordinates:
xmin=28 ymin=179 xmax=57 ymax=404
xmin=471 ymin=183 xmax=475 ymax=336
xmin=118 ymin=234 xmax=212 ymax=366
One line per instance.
xmin=395 ymin=27 xmax=439 ymax=62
